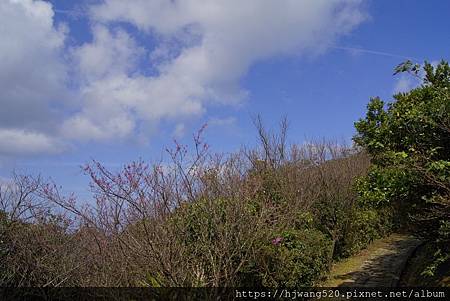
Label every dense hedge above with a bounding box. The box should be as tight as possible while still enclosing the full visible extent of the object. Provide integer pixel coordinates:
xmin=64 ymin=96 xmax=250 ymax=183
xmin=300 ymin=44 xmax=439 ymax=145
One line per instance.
xmin=354 ymin=60 xmax=450 ymax=275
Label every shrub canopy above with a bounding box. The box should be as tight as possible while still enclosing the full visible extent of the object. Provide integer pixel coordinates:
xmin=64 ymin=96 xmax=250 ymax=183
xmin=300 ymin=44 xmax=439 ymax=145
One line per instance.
xmin=354 ymin=60 xmax=450 ymax=271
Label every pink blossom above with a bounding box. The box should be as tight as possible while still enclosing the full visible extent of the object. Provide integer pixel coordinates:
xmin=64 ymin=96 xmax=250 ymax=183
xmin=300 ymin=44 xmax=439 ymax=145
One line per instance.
xmin=272 ymin=237 xmax=283 ymax=246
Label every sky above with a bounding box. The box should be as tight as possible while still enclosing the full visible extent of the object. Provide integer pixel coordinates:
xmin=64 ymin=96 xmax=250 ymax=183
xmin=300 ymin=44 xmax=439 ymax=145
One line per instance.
xmin=0 ymin=0 xmax=449 ymax=198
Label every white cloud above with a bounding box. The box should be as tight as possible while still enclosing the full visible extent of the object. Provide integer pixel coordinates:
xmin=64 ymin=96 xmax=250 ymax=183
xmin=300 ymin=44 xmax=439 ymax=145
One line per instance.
xmin=0 ymin=129 xmax=65 ymax=156
xmin=0 ymin=0 xmax=68 ymax=126
xmin=73 ymin=25 xmax=144 ymax=82
xmin=0 ymin=0 xmax=368 ymax=154
xmin=0 ymin=0 xmax=68 ymax=155
xmin=64 ymin=24 xmax=206 ymax=141
xmin=70 ymin=0 xmax=366 ymax=141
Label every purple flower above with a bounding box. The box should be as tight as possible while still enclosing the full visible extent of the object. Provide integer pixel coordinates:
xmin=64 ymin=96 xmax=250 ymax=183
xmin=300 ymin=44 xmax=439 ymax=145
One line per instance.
xmin=272 ymin=237 xmax=283 ymax=246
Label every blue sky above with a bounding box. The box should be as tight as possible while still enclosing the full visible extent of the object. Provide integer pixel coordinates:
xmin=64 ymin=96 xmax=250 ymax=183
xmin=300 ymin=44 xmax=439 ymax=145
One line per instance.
xmin=0 ymin=0 xmax=449 ymax=198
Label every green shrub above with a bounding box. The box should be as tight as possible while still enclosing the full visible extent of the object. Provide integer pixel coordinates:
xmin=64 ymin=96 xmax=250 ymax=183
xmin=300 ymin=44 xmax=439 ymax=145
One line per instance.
xmin=255 ymin=228 xmax=332 ymax=287
xmin=169 ymin=197 xmax=267 ymax=286
xmin=0 ymin=210 xmax=12 ymax=285
xmin=354 ymin=60 xmax=450 ymax=274
xmin=311 ymin=189 xmax=394 ymax=260
xmin=336 ymin=207 xmax=394 ymax=258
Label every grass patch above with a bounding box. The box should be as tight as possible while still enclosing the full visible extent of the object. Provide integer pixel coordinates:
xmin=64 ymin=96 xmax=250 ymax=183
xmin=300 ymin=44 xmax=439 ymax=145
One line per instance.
xmin=320 ymin=234 xmax=411 ymax=287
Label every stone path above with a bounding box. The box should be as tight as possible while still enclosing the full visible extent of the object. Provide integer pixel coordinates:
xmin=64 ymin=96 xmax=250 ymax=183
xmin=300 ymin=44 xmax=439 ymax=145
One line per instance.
xmin=325 ymin=234 xmax=422 ymax=287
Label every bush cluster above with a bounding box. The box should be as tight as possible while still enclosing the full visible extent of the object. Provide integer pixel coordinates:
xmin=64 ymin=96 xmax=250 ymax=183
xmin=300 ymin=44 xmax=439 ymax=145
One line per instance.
xmin=354 ymin=60 xmax=450 ymax=273
xmin=0 ymin=124 xmax=390 ymax=287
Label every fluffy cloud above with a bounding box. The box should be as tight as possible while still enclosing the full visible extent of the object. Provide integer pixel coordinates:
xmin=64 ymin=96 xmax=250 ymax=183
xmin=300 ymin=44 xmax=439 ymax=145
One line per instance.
xmin=69 ymin=0 xmax=366 ymax=141
xmin=73 ymin=25 xmax=144 ymax=82
xmin=91 ymin=0 xmax=366 ymax=96
xmin=0 ymin=129 xmax=65 ymax=156
xmin=0 ymin=0 xmax=67 ymax=155
xmin=0 ymin=0 xmax=367 ymax=154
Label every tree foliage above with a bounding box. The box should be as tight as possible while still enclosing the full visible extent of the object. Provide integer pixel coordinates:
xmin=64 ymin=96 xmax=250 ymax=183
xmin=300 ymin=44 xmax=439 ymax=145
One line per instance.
xmin=354 ymin=60 xmax=450 ymax=271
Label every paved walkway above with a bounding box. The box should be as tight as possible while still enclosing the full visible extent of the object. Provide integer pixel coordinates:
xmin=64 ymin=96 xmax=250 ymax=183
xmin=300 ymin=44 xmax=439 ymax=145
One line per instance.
xmin=325 ymin=234 xmax=422 ymax=287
